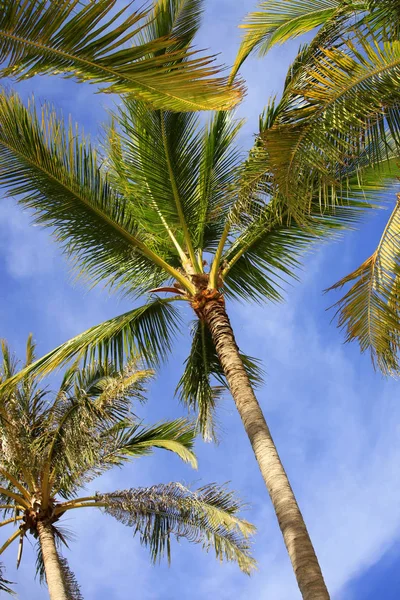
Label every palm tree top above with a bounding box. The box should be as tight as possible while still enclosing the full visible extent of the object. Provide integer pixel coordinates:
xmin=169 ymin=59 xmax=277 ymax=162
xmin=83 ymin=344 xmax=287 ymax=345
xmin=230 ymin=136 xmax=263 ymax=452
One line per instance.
xmin=0 ymin=336 xmax=256 ymax=593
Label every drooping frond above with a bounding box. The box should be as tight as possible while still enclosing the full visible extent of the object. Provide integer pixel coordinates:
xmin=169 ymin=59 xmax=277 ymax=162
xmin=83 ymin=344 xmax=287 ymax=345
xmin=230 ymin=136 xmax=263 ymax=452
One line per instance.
xmin=97 ymin=482 xmax=256 ymax=574
xmin=0 ymin=563 xmax=14 ymax=595
xmin=0 ymin=0 xmax=243 ymax=111
xmin=177 ymin=320 xmax=263 ymax=441
xmin=0 ymin=300 xmax=182 ymax=395
xmin=0 ymin=91 xmax=193 ymax=297
xmin=328 ymin=190 xmax=400 ymax=375
xmin=232 ymin=0 xmax=349 ymax=78
xmin=59 ymin=556 xmax=84 ymax=600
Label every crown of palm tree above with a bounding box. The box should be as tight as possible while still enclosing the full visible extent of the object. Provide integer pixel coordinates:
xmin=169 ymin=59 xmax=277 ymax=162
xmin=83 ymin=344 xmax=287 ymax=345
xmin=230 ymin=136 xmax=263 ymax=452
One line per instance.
xmin=0 ymin=336 xmax=255 ymax=595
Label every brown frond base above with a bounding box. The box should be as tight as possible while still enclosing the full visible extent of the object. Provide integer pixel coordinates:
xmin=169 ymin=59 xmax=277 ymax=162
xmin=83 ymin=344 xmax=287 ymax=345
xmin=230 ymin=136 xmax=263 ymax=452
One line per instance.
xmin=191 ymin=288 xmax=225 ymax=319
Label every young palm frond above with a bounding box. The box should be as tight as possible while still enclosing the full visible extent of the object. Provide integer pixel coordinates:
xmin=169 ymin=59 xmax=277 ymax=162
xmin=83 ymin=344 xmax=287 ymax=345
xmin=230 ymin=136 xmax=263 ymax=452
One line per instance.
xmin=97 ymin=482 xmax=255 ymax=574
xmin=0 ymin=0 xmax=243 ymax=111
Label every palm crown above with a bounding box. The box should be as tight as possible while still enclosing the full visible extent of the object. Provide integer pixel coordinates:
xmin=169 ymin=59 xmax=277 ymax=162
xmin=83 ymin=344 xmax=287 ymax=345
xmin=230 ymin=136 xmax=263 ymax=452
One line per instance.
xmin=0 ymin=336 xmax=255 ymax=596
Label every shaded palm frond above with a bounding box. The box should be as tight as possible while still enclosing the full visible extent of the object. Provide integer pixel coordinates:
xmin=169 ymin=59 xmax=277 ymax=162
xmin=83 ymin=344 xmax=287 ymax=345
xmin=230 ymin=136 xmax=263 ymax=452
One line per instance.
xmin=97 ymin=482 xmax=256 ymax=574
xmin=59 ymin=556 xmax=84 ymax=600
xmin=0 ymin=0 xmax=243 ymax=111
xmin=328 ymin=191 xmax=400 ymax=375
xmin=177 ymin=320 xmax=264 ymax=441
xmin=0 ymin=562 xmax=14 ymax=595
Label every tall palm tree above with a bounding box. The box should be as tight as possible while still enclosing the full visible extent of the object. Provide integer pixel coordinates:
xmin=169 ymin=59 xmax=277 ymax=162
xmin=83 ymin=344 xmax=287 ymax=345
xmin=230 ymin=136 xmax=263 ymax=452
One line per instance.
xmin=2 ymin=2 xmax=400 ymax=599
xmin=0 ymin=336 xmax=255 ymax=599
xmin=0 ymin=0 xmax=244 ymax=112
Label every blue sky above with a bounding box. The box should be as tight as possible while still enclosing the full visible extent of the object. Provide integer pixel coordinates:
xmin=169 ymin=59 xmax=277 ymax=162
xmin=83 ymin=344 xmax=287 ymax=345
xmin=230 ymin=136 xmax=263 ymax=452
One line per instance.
xmin=0 ymin=1 xmax=400 ymax=599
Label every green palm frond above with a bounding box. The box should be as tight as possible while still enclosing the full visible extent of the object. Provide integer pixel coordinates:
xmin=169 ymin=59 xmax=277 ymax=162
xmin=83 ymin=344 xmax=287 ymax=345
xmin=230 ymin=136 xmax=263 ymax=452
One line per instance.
xmin=265 ymin=36 xmax=400 ymax=213
xmin=97 ymin=482 xmax=256 ymax=573
xmin=232 ymin=0 xmax=349 ymax=78
xmin=0 ymin=90 xmax=192 ymax=297
xmin=0 ymin=0 xmax=243 ymax=111
xmin=177 ymin=321 xmax=263 ymax=441
xmin=239 ymin=35 xmax=400 ymax=220
xmin=328 ymin=190 xmax=400 ymax=375
xmin=0 ymin=301 xmax=182 ymax=395
xmin=106 ymin=418 xmax=198 ymax=468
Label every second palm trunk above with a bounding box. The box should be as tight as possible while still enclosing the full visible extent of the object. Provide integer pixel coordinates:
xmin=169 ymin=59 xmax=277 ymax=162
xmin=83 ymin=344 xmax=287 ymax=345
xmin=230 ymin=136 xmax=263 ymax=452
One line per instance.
xmin=202 ymin=297 xmax=329 ymax=600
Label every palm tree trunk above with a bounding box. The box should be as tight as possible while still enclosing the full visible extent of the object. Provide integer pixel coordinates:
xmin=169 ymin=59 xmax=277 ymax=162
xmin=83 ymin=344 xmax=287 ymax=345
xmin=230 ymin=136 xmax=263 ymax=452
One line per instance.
xmin=203 ymin=297 xmax=329 ymax=600
xmin=37 ymin=521 xmax=69 ymax=600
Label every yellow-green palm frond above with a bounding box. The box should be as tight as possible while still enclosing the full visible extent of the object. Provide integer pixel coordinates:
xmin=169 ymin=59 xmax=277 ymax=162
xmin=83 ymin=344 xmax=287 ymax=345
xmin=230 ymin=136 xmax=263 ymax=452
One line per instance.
xmin=0 ymin=300 xmax=182 ymax=395
xmin=0 ymin=0 xmax=243 ymax=111
xmin=232 ymin=0 xmax=358 ymax=78
xmin=328 ymin=190 xmax=400 ymax=375
xmin=97 ymin=482 xmax=256 ymax=574
xmin=251 ymin=35 xmax=400 ymax=218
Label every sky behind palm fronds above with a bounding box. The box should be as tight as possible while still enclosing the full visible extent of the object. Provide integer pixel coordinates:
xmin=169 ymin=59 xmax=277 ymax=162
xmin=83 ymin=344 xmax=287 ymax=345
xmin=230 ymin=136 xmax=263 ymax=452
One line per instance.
xmin=0 ymin=1 xmax=400 ymax=598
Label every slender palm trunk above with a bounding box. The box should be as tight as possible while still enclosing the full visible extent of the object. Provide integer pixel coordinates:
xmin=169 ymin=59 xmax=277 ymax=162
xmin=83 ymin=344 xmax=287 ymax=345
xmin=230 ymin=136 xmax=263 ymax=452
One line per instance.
xmin=37 ymin=521 xmax=68 ymax=600
xmin=203 ymin=298 xmax=329 ymax=600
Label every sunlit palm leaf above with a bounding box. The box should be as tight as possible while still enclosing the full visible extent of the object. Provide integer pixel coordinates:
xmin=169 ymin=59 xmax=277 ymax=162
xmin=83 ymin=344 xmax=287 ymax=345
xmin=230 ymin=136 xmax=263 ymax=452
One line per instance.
xmin=0 ymin=300 xmax=182 ymax=394
xmin=242 ymin=35 xmax=400 ymax=219
xmin=0 ymin=0 xmax=243 ymax=111
xmin=328 ymin=190 xmax=400 ymax=375
xmin=98 ymin=482 xmax=256 ymax=573
xmin=0 ymin=90 xmax=179 ymax=297
xmin=232 ymin=0 xmax=350 ymax=78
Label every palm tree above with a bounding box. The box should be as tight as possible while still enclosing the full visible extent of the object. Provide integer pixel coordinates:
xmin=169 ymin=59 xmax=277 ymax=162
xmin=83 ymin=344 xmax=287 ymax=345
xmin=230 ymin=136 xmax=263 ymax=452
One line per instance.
xmin=0 ymin=0 xmax=244 ymax=112
xmin=2 ymin=1 xmax=400 ymax=599
xmin=0 ymin=336 xmax=255 ymax=599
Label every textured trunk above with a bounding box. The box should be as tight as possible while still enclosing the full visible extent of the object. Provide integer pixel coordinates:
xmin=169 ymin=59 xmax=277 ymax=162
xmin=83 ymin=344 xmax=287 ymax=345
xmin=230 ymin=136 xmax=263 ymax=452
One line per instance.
xmin=203 ymin=298 xmax=329 ymax=600
xmin=37 ymin=521 xmax=69 ymax=600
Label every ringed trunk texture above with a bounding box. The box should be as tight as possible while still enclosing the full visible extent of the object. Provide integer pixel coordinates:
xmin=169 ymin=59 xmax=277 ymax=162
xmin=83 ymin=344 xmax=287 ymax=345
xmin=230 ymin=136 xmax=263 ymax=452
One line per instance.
xmin=203 ymin=298 xmax=329 ymax=600
xmin=37 ymin=521 xmax=69 ymax=600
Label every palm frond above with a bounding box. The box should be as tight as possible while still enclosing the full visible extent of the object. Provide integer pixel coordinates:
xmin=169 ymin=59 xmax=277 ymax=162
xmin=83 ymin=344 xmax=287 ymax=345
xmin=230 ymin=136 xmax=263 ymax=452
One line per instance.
xmin=0 ymin=301 xmax=181 ymax=397
xmin=59 ymin=556 xmax=84 ymax=600
xmin=0 ymin=0 xmax=243 ymax=111
xmin=177 ymin=320 xmax=264 ymax=441
xmin=97 ymin=482 xmax=256 ymax=574
xmin=0 ymin=563 xmax=14 ymax=595
xmin=328 ymin=191 xmax=400 ymax=375
xmin=107 ymin=418 xmax=198 ymax=468
xmin=259 ymin=34 xmax=400 ymax=216
xmin=0 ymin=90 xmax=192 ymax=297
xmin=233 ymin=0 xmax=347 ymax=78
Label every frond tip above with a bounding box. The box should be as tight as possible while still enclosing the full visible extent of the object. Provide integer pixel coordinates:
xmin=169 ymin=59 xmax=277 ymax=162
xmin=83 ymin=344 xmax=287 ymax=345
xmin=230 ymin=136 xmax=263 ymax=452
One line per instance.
xmin=98 ymin=482 xmax=256 ymax=574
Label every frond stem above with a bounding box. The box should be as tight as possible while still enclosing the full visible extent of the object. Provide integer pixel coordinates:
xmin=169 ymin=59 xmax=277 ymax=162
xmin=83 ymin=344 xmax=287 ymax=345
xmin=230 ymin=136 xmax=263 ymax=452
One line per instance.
xmin=160 ymin=112 xmax=200 ymax=274
xmin=0 ymin=529 xmax=21 ymax=555
xmin=209 ymin=220 xmax=231 ymax=288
